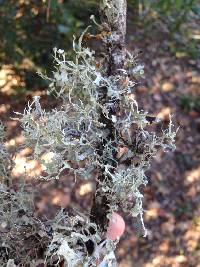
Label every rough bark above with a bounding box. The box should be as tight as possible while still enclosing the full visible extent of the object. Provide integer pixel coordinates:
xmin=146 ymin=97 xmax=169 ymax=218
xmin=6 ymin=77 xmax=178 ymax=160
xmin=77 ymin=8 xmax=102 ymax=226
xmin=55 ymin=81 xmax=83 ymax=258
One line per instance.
xmin=100 ymin=0 xmax=127 ymax=75
xmin=90 ymin=0 xmax=127 ymax=230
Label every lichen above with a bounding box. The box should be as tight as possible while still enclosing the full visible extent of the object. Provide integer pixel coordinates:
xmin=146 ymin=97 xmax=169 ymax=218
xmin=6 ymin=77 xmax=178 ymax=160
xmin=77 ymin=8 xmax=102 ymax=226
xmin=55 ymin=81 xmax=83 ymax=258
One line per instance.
xmin=0 ymin=11 xmax=177 ymax=267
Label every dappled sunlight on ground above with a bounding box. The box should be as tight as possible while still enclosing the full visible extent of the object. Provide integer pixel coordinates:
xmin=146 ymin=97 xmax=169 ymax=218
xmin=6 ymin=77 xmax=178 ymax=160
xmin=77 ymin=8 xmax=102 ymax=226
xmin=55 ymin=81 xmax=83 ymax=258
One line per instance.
xmin=78 ymin=182 xmax=94 ymax=196
xmin=5 ymin=133 xmax=24 ymax=147
xmin=0 ymin=65 xmax=25 ymax=95
xmin=186 ymin=166 xmax=200 ymax=184
xmin=12 ymin=153 xmax=42 ymax=178
xmin=0 ymin=104 xmax=11 ymax=114
xmin=156 ymin=107 xmax=172 ymax=120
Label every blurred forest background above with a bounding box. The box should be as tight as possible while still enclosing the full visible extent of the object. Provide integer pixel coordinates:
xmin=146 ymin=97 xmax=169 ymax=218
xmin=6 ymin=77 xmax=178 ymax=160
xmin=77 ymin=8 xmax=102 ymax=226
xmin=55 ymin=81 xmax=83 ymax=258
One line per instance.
xmin=0 ymin=0 xmax=200 ymax=266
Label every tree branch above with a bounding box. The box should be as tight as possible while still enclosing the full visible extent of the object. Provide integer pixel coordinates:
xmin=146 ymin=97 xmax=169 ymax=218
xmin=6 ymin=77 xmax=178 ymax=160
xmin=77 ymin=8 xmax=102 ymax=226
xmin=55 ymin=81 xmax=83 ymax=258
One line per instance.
xmin=90 ymin=0 xmax=127 ymax=230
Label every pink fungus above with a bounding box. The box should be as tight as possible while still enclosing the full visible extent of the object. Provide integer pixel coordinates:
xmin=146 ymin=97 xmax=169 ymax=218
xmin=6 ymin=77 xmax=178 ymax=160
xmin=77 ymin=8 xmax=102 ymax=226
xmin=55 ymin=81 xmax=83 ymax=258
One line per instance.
xmin=106 ymin=212 xmax=125 ymax=241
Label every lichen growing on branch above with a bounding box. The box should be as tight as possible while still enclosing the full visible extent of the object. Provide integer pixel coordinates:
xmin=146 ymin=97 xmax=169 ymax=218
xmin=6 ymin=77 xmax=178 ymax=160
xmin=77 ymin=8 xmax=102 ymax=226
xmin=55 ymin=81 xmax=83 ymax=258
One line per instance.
xmin=0 ymin=1 xmax=177 ymax=266
xmin=15 ymin=25 xmax=176 ymax=261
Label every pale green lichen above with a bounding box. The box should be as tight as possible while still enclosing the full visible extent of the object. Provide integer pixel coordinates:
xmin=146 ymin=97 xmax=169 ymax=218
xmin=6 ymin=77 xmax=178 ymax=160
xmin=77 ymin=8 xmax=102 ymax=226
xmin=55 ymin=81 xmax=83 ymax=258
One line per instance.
xmin=17 ymin=28 xmax=177 ymax=234
xmin=0 ymin=16 xmax=177 ymax=266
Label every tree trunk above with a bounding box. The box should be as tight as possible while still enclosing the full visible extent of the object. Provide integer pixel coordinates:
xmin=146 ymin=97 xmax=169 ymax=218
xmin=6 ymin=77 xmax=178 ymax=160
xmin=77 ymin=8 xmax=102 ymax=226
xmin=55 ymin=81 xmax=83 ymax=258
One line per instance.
xmin=90 ymin=0 xmax=127 ymax=230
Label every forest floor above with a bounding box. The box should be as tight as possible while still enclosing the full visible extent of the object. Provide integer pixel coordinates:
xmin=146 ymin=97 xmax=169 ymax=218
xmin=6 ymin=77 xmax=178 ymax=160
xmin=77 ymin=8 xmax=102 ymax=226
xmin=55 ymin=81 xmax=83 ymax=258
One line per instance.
xmin=0 ymin=17 xmax=200 ymax=267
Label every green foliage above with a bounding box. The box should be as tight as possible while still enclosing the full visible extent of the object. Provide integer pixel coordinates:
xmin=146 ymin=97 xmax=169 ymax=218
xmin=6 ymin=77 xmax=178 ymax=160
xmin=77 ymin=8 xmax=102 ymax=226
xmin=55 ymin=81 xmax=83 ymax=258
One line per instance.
xmin=134 ymin=0 xmax=198 ymax=32
xmin=0 ymin=0 xmax=98 ymax=91
xmin=146 ymin=0 xmax=197 ymax=30
xmin=129 ymin=0 xmax=199 ymax=58
xmin=0 ymin=0 xmax=97 ymax=66
xmin=179 ymin=94 xmax=200 ymax=112
xmin=173 ymin=201 xmax=193 ymax=219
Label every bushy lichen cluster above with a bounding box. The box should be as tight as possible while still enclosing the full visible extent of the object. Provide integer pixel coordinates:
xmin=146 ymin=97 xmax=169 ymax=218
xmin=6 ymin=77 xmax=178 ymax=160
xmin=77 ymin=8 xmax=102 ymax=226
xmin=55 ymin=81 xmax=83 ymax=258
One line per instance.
xmin=18 ymin=28 xmax=176 ymax=229
xmin=0 ymin=123 xmax=40 ymax=265
xmin=0 ymin=8 xmax=177 ymax=267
